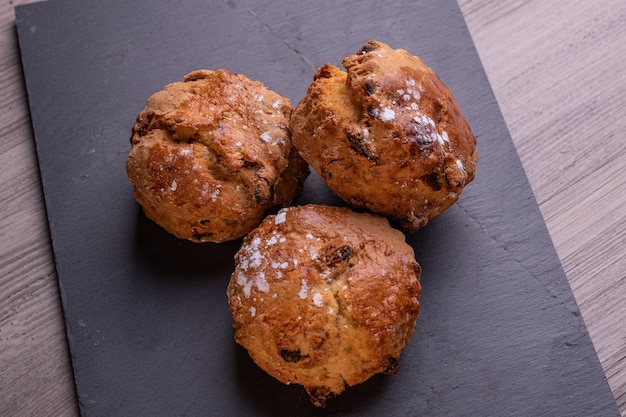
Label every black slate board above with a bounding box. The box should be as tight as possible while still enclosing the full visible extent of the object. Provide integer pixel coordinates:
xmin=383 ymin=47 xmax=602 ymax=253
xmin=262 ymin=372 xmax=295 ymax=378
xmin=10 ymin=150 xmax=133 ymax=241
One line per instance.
xmin=15 ymin=0 xmax=620 ymax=416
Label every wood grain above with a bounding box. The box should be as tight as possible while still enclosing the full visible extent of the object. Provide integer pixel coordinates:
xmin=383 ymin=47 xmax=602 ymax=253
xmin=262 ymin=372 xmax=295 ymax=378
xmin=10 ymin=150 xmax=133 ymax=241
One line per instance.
xmin=0 ymin=0 xmax=624 ymax=415
xmin=459 ymin=0 xmax=626 ymax=412
xmin=0 ymin=2 xmax=79 ymax=415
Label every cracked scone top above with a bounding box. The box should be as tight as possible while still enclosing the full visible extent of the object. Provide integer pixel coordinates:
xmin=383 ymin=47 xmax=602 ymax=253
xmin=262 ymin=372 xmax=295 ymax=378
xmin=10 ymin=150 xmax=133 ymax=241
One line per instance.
xmin=290 ymin=41 xmax=478 ymax=233
xmin=126 ymin=69 xmax=309 ymax=242
xmin=227 ymin=204 xmax=422 ymax=407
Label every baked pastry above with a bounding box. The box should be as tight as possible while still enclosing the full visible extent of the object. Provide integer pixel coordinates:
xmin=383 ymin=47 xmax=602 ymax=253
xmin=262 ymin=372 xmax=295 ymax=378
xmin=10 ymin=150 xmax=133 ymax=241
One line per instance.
xmin=227 ymin=204 xmax=421 ymax=407
xmin=290 ymin=40 xmax=478 ymax=233
xmin=126 ymin=69 xmax=309 ymax=242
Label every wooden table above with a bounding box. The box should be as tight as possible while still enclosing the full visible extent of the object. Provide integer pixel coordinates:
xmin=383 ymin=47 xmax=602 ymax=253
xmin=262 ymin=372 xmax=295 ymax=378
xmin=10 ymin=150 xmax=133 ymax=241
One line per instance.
xmin=1 ymin=0 xmax=624 ymax=415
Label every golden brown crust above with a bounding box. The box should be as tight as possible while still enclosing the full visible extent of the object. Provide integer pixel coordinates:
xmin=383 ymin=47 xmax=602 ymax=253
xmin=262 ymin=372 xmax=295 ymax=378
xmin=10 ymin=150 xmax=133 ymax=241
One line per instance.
xmin=226 ymin=204 xmax=421 ymax=407
xmin=290 ymin=41 xmax=478 ymax=233
xmin=126 ymin=69 xmax=309 ymax=242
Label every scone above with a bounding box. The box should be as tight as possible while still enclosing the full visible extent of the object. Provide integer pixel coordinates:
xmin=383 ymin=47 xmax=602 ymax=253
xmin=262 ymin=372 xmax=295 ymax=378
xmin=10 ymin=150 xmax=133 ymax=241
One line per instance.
xmin=290 ymin=40 xmax=478 ymax=233
xmin=227 ymin=204 xmax=422 ymax=407
xmin=126 ymin=69 xmax=309 ymax=242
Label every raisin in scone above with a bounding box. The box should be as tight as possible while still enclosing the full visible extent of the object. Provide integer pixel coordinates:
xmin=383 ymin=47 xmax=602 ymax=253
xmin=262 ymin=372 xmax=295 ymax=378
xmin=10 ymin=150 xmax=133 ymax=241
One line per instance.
xmin=227 ymin=204 xmax=421 ymax=407
xmin=290 ymin=41 xmax=478 ymax=233
xmin=126 ymin=69 xmax=309 ymax=242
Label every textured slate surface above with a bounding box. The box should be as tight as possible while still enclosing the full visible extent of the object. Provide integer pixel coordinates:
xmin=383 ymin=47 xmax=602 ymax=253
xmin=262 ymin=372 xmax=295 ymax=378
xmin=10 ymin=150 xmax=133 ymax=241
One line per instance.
xmin=15 ymin=0 xmax=620 ymax=416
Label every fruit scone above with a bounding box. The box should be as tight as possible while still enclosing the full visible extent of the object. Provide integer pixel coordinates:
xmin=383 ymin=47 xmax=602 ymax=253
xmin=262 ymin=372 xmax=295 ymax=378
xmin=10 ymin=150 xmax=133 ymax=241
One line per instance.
xmin=126 ymin=69 xmax=309 ymax=242
xmin=290 ymin=41 xmax=478 ymax=233
xmin=227 ymin=204 xmax=422 ymax=407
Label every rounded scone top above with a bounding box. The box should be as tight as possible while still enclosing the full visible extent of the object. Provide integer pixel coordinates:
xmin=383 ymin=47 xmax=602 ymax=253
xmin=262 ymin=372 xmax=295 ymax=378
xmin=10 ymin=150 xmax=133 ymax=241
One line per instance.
xmin=227 ymin=204 xmax=422 ymax=407
xmin=126 ymin=69 xmax=309 ymax=242
xmin=290 ymin=40 xmax=478 ymax=232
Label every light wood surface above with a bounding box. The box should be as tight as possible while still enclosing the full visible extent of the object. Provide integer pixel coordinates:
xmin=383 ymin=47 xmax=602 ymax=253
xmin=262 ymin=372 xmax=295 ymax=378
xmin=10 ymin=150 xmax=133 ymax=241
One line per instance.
xmin=1 ymin=0 xmax=624 ymax=415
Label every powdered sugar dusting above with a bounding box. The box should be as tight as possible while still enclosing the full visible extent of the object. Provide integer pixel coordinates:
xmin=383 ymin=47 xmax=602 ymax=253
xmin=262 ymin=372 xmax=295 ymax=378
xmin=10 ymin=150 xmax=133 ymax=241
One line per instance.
xmin=379 ymin=106 xmax=396 ymax=122
xmin=414 ymin=114 xmax=436 ymax=128
xmin=235 ymin=236 xmax=272 ymax=298
xmin=201 ymin=183 xmax=210 ymax=198
xmin=240 ymin=236 xmax=263 ymax=269
xmin=266 ymin=231 xmax=283 ymax=246
xmin=298 ymin=279 xmax=309 ymax=299
xmin=312 ymin=292 xmax=324 ymax=307
xmin=271 ymin=260 xmax=289 ymax=269
xmin=260 ymin=132 xmax=272 ymax=143
xmin=211 ymin=184 xmax=221 ymax=202
xmin=235 ymin=273 xmax=253 ymax=298
xmin=412 ymin=114 xmax=450 ymax=146
xmin=235 ymin=271 xmax=268 ymax=298
xmin=255 ymin=272 xmax=269 ymax=293
xmin=405 ymin=79 xmax=424 ymax=102
xmin=274 ymin=209 xmax=287 ymax=225
xmin=233 ymin=222 xmax=297 ymax=299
